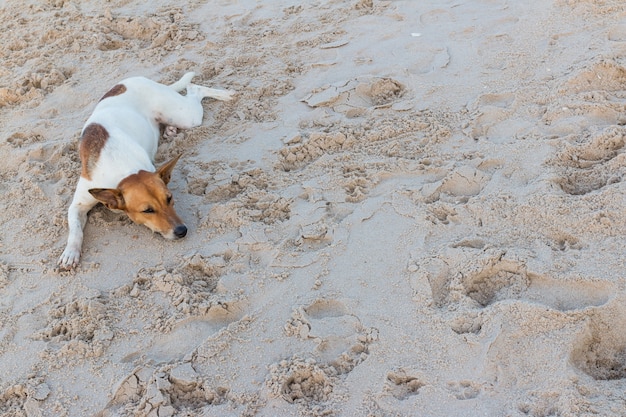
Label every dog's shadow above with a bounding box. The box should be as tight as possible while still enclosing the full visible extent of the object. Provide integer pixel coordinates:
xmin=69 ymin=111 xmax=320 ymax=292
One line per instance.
xmin=88 ymin=205 xmax=133 ymax=227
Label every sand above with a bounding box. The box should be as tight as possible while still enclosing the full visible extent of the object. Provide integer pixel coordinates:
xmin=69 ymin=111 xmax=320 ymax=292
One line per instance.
xmin=1 ymin=0 xmax=625 ymax=416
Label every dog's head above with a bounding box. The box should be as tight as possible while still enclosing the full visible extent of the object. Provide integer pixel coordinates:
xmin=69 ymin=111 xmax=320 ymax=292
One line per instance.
xmin=88 ymin=155 xmax=187 ymax=239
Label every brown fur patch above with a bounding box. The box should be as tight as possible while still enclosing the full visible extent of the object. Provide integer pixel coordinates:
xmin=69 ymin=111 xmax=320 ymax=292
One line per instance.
xmin=79 ymin=123 xmax=109 ymax=180
xmin=100 ymin=84 xmax=126 ymax=101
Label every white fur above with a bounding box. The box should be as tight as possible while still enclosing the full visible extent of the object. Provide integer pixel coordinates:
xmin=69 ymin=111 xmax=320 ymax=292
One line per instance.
xmin=58 ymin=72 xmax=234 ymax=269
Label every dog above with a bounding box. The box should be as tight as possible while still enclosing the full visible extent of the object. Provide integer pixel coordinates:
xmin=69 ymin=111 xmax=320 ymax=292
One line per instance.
xmin=58 ymin=72 xmax=234 ymax=269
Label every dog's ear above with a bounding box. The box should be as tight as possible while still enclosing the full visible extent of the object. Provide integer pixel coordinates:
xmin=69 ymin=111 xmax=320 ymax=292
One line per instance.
xmin=89 ymin=188 xmax=126 ymax=210
xmin=156 ymin=154 xmax=182 ymax=185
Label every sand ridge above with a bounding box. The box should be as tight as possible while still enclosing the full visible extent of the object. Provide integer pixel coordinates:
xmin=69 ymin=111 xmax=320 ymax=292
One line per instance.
xmin=1 ymin=0 xmax=626 ymax=416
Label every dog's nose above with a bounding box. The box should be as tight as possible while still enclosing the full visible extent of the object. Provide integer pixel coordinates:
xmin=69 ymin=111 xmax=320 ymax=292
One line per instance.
xmin=174 ymin=225 xmax=187 ymax=238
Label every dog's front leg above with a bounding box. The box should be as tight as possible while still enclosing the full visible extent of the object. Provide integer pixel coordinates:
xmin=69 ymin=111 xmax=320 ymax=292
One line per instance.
xmin=58 ymin=198 xmax=95 ymax=269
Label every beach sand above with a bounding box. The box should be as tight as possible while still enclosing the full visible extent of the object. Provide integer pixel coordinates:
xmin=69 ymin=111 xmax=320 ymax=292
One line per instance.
xmin=1 ymin=0 xmax=626 ymax=415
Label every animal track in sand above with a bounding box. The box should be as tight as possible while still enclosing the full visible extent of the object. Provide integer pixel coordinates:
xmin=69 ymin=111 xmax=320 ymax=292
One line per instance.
xmin=553 ymin=126 xmax=625 ymax=195
xmin=570 ymin=303 xmax=626 ymax=381
xmin=34 ymin=295 xmax=113 ymax=358
xmin=239 ymin=190 xmax=291 ymax=224
xmin=296 ymin=219 xmax=334 ymax=251
xmin=385 ymin=369 xmax=425 ymax=400
xmin=462 ymin=257 xmax=529 ymax=307
xmin=5 ymin=131 xmax=45 ymax=148
xmin=447 ymin=380 xmax=482 ymax=400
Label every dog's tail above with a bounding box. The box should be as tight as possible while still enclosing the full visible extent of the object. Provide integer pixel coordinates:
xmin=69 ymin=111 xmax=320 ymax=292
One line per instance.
xmin=169 ymin=72 xmax=195 ymax=92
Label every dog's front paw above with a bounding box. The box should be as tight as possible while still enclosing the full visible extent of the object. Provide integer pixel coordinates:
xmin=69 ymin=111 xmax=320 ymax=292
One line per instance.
xmin=58 ymin=247 xmax=81 ymax=270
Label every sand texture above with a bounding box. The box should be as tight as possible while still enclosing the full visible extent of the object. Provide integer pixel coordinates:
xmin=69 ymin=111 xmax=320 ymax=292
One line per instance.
xmin=1 ymin=0 xmax=626 ymax=416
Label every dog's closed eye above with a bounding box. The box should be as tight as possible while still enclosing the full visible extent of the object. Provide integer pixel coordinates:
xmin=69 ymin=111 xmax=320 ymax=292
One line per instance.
xmin=166 ymin=195 xmax=173 ymax=205
xmin=142 ymin=207 xmax=155 ymax=214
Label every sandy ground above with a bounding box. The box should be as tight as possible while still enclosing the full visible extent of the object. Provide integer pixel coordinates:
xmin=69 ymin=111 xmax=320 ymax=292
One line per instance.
xmin=1 ymin=0 xmax=626 ymax=416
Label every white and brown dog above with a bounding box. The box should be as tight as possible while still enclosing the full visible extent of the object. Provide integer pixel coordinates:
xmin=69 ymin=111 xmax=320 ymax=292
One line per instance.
xmin=58 ymin=72 xmax=234 ymax=269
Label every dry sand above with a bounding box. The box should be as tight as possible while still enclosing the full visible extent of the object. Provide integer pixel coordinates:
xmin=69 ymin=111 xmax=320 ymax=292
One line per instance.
xmin=1 ymin=0 xmax=626 ymax=416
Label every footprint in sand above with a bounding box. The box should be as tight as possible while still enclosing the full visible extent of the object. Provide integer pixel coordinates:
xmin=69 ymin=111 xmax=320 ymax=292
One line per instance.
xmin=552 ymin=125 xmax=625 ymax=195
xmin=277 ymin=299 xmax=378 ymax=409
xmin=143 ymin=301 xmax=245 ymax=363
xmin=285 ymin=298 xmax=377 ymax=373
xmin=201 ymin=166 xmax=270 ymax=202
xmin=421 ymin=165 xmax=491 ymax=203
xmin=121 ymin=253 xmax=246 ymax=363
xmin=467 ymin=92 xmax=524 ymax=142
xmin=199 ymin=166 xmax=290 ymax=225
xmin=427 ymin=251 xmax=613 ymax=315
xmin=266 ymin=355 xmax=343 ymax=417
xmin=570 ymin=300 xmax=626 ymax=381
xmin=461 ymin=255 xmax=612 ymax=311
xmin=269 ymin=315 xmax=373 ymax=411
xmin=6 ymin=131 xmax=45 ymax=148
xmin=296 ymin=219 xmax=334 ymax=251
xmin=546 ymin=59 xmax=626 ymax=130
xmin=449 ymin=311 xmax=484 ymax=335
xmin=559 ymin=59 xmax=626 ymax=95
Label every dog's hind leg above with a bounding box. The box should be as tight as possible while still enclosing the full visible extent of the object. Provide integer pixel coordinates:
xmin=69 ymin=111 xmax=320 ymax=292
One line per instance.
xmin=157 ymin=84 xmax=235 ymax=130
xmin=187 ymin=84 xmax=236 ymax=102
xmin=169 ymin=72 xmax=195 ymax=92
